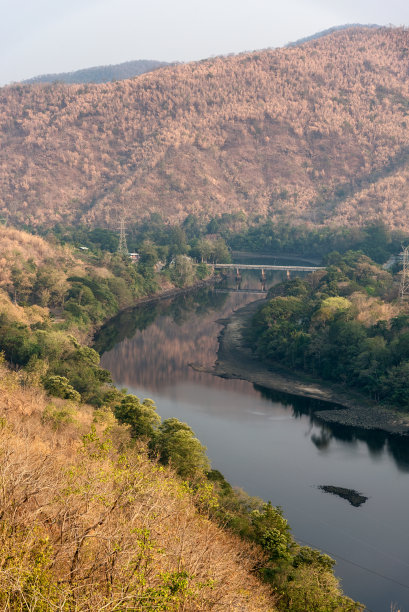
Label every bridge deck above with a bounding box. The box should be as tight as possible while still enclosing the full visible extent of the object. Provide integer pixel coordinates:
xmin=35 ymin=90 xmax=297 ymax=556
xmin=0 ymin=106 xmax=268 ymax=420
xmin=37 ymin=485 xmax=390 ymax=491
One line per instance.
xmin=214 ymin=264 xmax=325 ymax=272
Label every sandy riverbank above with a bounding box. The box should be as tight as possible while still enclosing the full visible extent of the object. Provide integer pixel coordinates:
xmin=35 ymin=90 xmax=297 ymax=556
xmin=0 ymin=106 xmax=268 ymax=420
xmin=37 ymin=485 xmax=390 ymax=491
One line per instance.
xmin=194 ymin=299 xmax=409 ymax=435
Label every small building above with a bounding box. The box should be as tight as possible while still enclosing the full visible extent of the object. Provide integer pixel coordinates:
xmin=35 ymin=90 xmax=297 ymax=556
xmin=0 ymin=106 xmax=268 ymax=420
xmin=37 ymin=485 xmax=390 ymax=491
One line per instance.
xmin=129 ymin=252 xmax=140 ymax=262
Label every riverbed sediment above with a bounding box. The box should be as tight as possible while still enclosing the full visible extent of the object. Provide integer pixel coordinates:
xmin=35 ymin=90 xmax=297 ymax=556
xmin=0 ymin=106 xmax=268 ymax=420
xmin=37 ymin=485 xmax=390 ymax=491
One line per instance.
xmin=195 ymin=299 xmax=409 ymax=435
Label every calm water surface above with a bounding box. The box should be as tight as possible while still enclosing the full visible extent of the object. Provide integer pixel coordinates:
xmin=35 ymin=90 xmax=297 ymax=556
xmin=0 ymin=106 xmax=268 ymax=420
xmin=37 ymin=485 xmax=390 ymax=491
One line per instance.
xmin=99 ymin=266 xmax=409 ymax=612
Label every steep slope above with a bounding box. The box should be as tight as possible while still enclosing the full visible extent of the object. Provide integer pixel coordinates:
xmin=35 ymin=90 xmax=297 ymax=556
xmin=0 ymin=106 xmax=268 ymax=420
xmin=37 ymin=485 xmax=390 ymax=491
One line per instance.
xmin=0 ymin=359 xmax=277 ymax=611
xmin=22 ymin=59 xmax=171 ymax=85
xmin=1 ymin=26 xmax=409 ymax=229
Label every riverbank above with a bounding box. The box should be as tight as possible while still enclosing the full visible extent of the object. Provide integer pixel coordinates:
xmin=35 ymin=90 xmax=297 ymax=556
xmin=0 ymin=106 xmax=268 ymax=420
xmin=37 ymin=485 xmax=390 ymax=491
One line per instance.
xmin=123 ymin=274 xmax=222 ymax=308
xmin=89 ymin=273 xmax=222 ymax=345
xmin=197 ymin=299 xmax=409 ymax=435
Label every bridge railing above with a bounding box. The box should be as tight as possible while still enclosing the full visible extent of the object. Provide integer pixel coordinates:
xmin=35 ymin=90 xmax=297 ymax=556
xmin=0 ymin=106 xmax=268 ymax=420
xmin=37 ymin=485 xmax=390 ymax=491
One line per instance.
xmin=213 ymin=264 xmax=325 ymax=272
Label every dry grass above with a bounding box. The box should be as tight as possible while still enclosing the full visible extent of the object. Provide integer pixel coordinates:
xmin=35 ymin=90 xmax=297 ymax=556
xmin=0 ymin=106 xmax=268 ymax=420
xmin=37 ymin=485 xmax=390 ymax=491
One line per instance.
xmin=0 ymin=288 xmax=48 ymax=325
xmin=0 ymin=362 xmax=277 ymax=611
xmin=0 ymin=225 xmax=76 ymax=265
xmin=351 ymin=292 xmax=400 ymax=326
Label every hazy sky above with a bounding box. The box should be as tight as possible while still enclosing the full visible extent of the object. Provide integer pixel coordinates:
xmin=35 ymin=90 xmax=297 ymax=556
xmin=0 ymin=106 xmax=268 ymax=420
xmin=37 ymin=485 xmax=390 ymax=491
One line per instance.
xmin=1 ymin=0 xmax=408 ymax=85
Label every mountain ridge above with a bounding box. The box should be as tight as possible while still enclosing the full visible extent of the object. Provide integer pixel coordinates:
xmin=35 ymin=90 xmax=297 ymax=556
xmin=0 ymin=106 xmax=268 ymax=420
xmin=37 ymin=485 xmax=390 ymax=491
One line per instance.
xmin=22 ymin=59 xmax=172 ymax=85
xmin=286 ymin=23 xmax=381 ymax=47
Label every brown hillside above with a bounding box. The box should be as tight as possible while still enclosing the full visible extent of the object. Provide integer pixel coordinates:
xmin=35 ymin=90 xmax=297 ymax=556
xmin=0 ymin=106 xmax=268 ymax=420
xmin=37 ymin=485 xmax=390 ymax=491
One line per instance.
xmin=1 ymin=26 xmax=409 ymax=228
xmin=0 ymin=358 xmax=277 ymax=610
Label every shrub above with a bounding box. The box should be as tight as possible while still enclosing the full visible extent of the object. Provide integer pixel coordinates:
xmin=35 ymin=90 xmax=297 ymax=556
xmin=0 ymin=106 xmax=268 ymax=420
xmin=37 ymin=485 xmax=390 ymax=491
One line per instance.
xmin=43 ymin=375 xmax=81 ymax=402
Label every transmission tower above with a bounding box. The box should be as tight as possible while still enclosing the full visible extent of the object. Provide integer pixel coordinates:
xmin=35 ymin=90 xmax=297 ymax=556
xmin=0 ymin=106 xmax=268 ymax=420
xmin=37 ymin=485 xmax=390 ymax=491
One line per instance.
xmin=400 ymin=246 xmax=409 ymax=300
xmin=117 ymin=217 xmax=128 ymax=256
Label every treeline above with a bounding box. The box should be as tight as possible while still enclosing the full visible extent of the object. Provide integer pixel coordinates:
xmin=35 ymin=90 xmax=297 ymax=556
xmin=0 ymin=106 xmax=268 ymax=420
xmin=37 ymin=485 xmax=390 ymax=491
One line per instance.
xmin=5 ymin=249 xmax=151 ymax=329
xmin=39 ymin=216 xmax=231 ymax=264
xmin=248 ymin=251 xmax=409 ymax=410
xmin=226 ymin=220 xmax=407 ymax=262
xmin=37 ymin=215 xmax=408 ymax=267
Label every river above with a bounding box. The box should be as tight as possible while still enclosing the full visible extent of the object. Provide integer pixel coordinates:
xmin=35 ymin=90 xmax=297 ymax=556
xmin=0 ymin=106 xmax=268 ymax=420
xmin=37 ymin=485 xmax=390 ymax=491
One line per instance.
xmin=98 ymin=261 xmax=409 ymax=612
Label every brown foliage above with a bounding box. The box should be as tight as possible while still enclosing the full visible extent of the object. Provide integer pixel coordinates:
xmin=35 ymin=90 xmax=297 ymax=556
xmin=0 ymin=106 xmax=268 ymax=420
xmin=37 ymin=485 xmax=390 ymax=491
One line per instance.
xmin=1 ymin=27 xmax=409 ymax=229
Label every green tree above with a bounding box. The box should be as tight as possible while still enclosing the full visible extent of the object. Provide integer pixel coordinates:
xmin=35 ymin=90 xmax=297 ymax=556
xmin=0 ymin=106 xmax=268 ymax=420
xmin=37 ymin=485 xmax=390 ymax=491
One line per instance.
xmin=114 ymin=395 xmax=161 ymax=438
xmin=169 ymin=255 xmax=196 ymax=287
xmin=43 ymin=375 xmax=81 ymax=402
xmin=155 ymin=418 xmax=210 ymax=478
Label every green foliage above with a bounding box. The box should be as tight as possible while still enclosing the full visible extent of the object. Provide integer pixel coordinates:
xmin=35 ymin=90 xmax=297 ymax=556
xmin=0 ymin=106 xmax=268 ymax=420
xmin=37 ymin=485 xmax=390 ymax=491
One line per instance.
xmin=143 ymin=571 xmax=193 ymax=610
xmin=42 ymin=403 xmax=77 ymax=429
xmin=43 ymin=375 xmax=81 ymax=402
xmin=0 ymin=526 xmax=66 ymax=610
xmin=114 ymin=395 xmax=161 ymax=438
xmin=0 ymin=315 xmax=40 ymax=366
xmin=251 ymin=503 xmax=292 ymax=561
xmin=293 ymin=546 xmax=335 ymax=570
xmin=227 ymin=219 xmax=406 ymax=263
xmin=169 ymin=255 xmax=196 ymax=287
xmin=155 ymin=418 xmax=210 ymax=478
xmin=195 ymin=262 xmax=211 ymax=280
xmin=249 ymin=252 xmax=409 ymax=410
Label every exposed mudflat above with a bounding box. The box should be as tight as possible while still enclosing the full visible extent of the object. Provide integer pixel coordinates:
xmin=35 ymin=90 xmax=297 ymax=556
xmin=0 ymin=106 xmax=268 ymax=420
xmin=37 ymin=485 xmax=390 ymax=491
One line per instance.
xmin=192 ymin=299 xmax=409 ymax=436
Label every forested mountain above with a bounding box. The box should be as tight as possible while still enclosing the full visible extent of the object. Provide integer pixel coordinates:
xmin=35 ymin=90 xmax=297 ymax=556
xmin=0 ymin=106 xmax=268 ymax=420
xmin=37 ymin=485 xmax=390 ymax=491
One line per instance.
xmin=22 ymin=59 xmax=171 ymax=84
xmin=2 ymin=26 xmax=409 ymax=229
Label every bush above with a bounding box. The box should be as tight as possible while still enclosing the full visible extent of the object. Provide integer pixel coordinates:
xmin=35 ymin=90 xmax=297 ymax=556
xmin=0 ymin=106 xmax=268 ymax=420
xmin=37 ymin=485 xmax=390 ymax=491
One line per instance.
xmin=43 ymin=375 xmax=81 ymax=402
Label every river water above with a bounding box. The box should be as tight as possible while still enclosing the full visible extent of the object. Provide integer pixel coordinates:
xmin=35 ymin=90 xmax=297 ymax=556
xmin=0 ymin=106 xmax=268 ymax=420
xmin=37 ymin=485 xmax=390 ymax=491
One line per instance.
xmin=98 ymin=262 xmax=409 ymax=612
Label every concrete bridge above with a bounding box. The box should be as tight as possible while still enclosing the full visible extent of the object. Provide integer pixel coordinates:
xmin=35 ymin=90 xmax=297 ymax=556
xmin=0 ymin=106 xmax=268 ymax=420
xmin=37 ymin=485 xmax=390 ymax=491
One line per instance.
xmin=214 ymin=263 xmax=325 ymax=273
xmin=213 ymin=263 xmax=325 ymax=289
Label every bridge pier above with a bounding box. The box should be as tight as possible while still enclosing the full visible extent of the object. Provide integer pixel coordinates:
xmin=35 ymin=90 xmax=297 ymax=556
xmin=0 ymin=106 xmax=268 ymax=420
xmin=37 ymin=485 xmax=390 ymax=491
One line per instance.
xmin=260 ymin=268 xmax=266 ymax=291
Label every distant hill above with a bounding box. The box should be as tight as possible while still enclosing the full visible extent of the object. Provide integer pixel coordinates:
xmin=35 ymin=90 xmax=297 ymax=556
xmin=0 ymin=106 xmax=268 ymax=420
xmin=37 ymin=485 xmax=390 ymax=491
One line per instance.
xmin=2 ymin=26 xmax=409 ymax=230
xmin=287 ymin=23 xmax=380 ymax=47
xmin=23 ymin=59 xmax=171 ymax=84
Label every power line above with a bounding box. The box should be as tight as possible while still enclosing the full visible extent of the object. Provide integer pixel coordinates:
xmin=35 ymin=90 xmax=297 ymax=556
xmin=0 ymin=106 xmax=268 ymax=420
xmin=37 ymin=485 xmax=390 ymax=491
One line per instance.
xmin=400 ymin=246 xmax=409 ymax=300
xmin=117 ymin=217 xmax=128 ymax=255
xmin=297 ymin=537 xmax=409 ymax=593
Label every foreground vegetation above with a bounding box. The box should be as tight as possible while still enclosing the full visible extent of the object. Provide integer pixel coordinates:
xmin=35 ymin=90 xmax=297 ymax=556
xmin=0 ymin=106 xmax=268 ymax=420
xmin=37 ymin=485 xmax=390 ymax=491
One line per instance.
xmin=248 ymin=251 xmax=409 ymax=411
xmin=0 ymin=225 xmax=362 ymax=609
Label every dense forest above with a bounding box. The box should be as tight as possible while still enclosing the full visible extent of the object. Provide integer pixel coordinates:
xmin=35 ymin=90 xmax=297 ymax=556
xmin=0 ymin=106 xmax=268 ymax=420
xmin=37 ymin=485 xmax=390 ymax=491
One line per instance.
xmin=248 ymin=251 xmax=409 ymax=410
xmin=0 ymin=227 xmax=362 ymax=609
xmin=1 ymin=27 xmax=409 ymax=229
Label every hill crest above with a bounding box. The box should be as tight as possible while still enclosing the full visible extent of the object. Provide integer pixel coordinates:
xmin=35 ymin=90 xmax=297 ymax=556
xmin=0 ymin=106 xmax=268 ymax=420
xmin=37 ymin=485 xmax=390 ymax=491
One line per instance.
xmin=22 ymin=59 xmax=171 ymax=85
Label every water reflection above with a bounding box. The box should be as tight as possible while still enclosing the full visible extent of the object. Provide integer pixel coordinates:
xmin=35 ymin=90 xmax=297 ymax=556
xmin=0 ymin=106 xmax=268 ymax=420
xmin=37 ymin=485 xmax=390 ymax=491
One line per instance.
xmin=98 ymin=270 xmax=409 ymax=612
xmin=255 ymin=385 xmax=409 ymax=472
xmin=98 ymin=288 xmax=262 ymax=395
xmin=98 ymin=283 xmax=409 ymax=474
